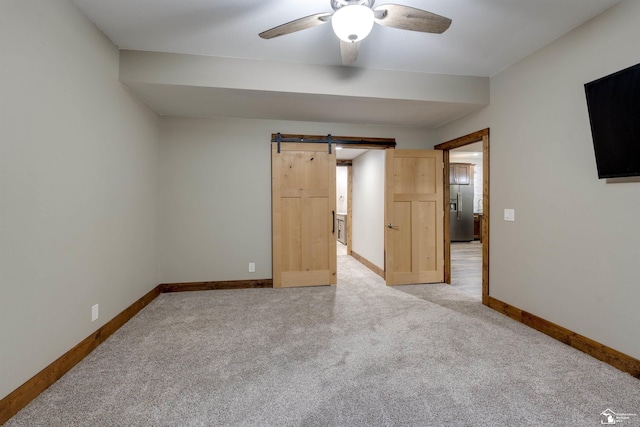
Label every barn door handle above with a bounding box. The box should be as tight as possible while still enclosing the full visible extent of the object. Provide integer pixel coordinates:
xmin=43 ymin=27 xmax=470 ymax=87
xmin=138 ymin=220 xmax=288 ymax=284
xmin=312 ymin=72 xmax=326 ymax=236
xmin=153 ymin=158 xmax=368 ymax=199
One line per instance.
xmin=332 ymin=210 xmax=335 ymax=234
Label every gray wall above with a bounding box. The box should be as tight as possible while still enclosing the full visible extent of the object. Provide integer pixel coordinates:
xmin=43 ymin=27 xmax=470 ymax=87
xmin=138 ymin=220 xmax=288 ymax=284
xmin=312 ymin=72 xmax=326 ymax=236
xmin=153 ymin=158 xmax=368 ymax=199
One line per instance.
xmin=158 ymin=117 xmax=436 ymax=283
xmin=0 ymin=0 xmax=160 ymax=399
xmin=352 ymin=150 xmax=386 ymax=269
xmin=437 ymin=0 xmax=640 ymax=359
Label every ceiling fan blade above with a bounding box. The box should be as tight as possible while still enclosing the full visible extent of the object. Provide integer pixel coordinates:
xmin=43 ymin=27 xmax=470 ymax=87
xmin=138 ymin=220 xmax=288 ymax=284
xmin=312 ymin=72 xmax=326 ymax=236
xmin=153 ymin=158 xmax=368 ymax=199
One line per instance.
xmin=373 ymin=4 xmax=451 ymax=34
xmin=340 ymin=40 xmax=360 ymax=65
xmin=259 ymin=13 xmax=332 ymax=39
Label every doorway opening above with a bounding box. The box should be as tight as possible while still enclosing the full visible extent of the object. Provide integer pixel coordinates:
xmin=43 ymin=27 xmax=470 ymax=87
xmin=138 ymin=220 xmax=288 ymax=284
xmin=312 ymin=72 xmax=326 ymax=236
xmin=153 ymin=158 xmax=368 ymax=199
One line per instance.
xmin=335 ymin=146 xmax=445 ymax=286
xmin=435 ymin=129 xmax=490 ymax=305
xmin=448 ymin=144 xmax=482 ymax=297
xmin=335 ymin=144 xmax=390 ymax=280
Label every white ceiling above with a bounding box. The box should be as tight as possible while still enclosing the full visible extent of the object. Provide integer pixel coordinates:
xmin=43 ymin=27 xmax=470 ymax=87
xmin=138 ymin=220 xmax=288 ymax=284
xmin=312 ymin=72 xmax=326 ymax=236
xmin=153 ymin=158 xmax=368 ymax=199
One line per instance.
xmin=336 ymin=148 xmax=368 ymax=160
xmin=72 ymin=0 xmax=620 ymax=127
xmin=73 ymin=0 xmax=619 ymax=76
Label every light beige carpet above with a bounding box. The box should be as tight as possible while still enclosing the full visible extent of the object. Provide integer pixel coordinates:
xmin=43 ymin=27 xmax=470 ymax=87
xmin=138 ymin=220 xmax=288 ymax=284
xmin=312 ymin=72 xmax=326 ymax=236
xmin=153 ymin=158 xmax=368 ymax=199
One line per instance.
xmin=6 ymin=254 xmax=640 ymax=426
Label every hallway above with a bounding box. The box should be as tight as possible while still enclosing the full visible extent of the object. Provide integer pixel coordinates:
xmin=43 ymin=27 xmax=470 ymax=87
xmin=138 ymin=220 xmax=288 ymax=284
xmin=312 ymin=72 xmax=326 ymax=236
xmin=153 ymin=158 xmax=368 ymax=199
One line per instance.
xmin=450 ymin=241 xmax=482 ymax=297
xmin=337 ymin=241 xmax=481 ymax=298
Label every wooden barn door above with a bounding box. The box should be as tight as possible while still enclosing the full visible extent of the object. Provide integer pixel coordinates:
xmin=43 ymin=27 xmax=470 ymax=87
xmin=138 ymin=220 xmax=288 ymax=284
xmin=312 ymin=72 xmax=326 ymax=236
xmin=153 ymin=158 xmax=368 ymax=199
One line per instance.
xmin=385 ymin=149 xmax=444 ymax=285
xmin=272 ymin=143 xmax=337 ymax=288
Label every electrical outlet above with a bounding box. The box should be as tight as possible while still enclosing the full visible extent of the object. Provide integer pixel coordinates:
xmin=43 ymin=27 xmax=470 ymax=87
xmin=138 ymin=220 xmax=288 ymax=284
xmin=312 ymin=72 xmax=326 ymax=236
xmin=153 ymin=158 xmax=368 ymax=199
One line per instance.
xmin=504 ymin=209 xmax=515 ymax=222
xmin=249 ymin=262 xmax=255 ymax=273
xmin=91 ymin=304 xmax=99 ymax=322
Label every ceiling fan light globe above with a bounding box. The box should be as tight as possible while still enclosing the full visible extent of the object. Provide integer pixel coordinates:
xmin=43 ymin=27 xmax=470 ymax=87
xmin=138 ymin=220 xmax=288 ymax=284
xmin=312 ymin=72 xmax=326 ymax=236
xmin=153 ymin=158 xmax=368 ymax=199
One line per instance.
xmin=331 ymin=4 xmax=374 ymax=43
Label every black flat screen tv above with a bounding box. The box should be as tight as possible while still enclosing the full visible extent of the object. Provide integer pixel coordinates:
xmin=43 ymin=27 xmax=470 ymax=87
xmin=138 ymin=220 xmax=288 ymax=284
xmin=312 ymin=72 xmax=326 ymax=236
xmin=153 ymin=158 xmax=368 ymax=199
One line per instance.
xmin=584 ymin=62 xmax=640 ymax=179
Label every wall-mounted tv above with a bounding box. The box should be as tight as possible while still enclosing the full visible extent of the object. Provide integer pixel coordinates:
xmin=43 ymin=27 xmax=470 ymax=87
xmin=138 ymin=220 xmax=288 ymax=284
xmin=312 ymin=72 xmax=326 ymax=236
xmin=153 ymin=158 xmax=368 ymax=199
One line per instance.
xmin=584 ymin=63 xmax=640 ymax=179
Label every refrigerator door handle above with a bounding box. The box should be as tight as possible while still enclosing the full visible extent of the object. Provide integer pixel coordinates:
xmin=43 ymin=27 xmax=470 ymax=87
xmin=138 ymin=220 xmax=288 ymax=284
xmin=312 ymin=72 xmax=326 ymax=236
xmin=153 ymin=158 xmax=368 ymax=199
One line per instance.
xmin=457 ymin=192 xmax=462 ymax=220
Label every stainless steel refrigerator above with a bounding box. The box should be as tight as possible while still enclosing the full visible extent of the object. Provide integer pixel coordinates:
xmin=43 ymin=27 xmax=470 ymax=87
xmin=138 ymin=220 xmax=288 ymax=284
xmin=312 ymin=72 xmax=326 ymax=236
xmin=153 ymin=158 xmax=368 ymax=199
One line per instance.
xmin=450 ymin=182 xmax=474 ymax=242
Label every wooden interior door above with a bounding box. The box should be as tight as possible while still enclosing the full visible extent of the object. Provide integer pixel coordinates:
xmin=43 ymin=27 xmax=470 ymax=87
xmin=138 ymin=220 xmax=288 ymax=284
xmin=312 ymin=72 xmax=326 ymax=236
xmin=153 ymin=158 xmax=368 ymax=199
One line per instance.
xmin=385 ymin=149 xmax=444 ymax=285
xmin=272 ymin=143 xmax=337 ymax=288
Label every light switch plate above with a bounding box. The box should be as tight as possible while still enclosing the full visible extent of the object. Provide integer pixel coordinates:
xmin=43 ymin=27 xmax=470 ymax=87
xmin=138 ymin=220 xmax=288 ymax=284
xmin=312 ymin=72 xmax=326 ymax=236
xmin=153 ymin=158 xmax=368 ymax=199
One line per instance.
xmin=504 ymin=209 xmax=515 ymax=222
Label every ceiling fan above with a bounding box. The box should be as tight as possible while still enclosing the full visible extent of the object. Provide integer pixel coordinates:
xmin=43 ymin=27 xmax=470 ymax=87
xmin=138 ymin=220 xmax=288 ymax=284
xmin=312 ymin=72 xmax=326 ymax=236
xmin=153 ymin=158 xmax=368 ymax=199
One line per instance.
xmin=259 ymin=0 xmax=452 ymax=65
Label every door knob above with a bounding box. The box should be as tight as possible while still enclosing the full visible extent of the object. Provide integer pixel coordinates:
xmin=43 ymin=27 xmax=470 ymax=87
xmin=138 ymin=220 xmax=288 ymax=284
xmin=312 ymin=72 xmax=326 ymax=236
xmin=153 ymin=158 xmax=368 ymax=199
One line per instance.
xmin=386 ymin=223 xmax=398 ymax=229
